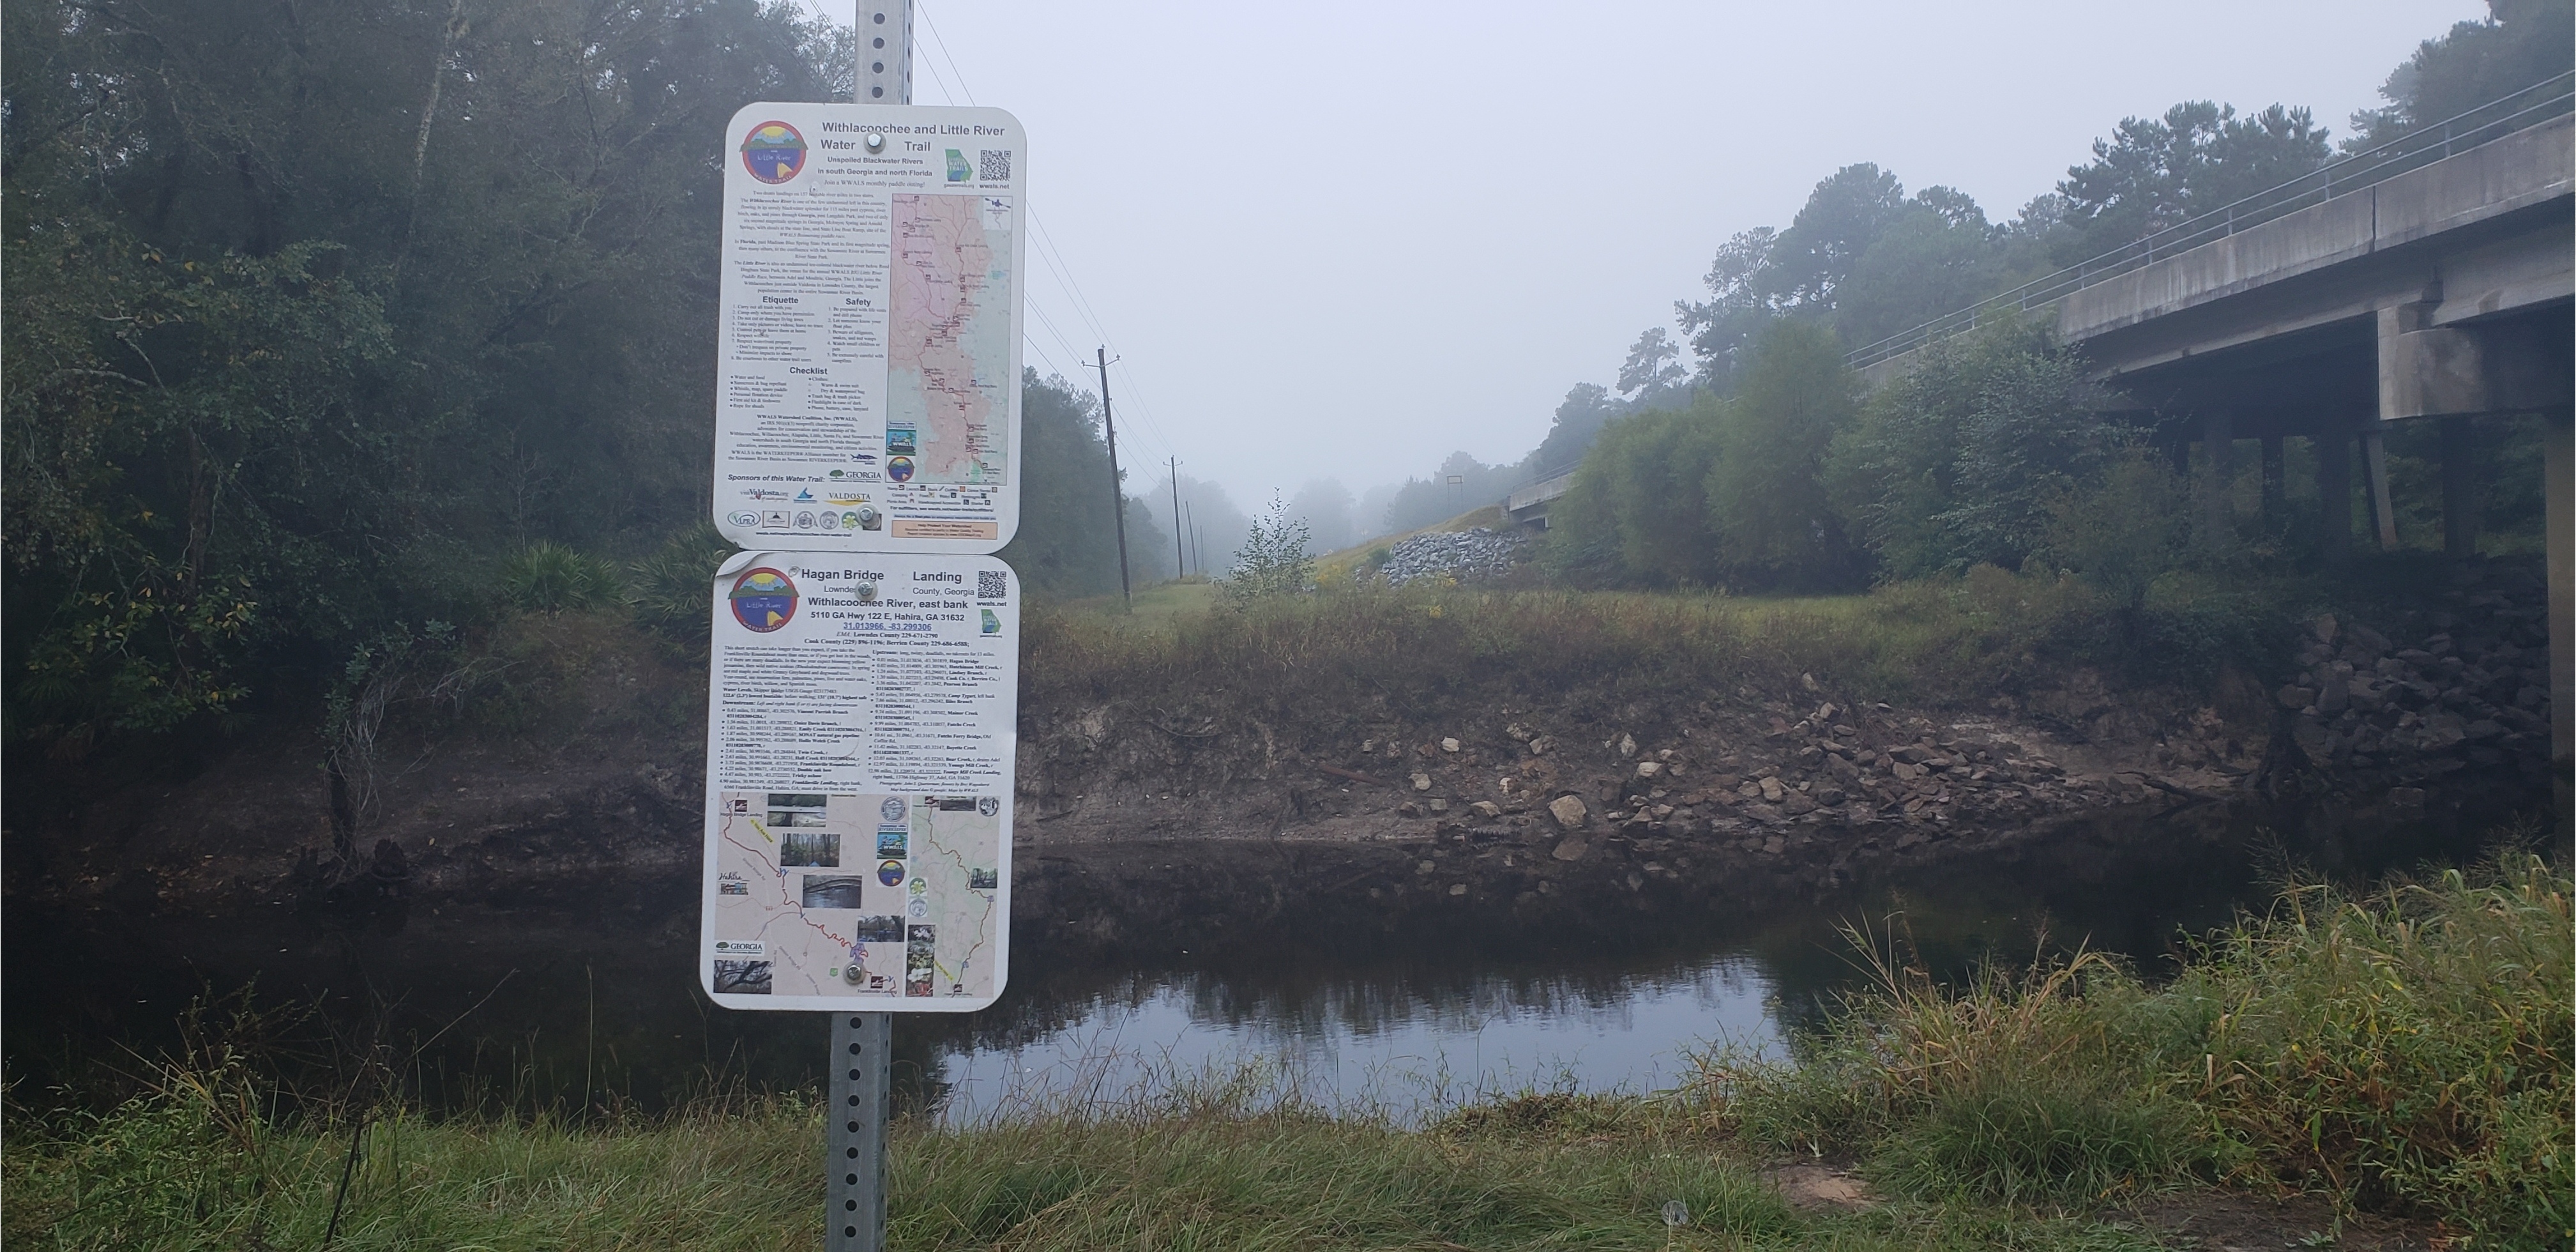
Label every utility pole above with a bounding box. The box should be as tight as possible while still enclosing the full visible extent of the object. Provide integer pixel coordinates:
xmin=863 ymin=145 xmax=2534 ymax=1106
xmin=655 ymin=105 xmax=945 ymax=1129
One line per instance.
xmin=1185 ymin=501 xmax=1199 ymax=579
xmin=1093 ymin=347 xmax=1132 ymax=607
xmin=1168 ymin=457 xmax=1185 ymax=579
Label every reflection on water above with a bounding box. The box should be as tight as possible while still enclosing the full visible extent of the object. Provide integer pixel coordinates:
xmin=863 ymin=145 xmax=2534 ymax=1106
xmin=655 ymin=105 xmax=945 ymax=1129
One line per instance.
xmin=4 ymin=796 xmax=2542 ymax=1120
xmin=934 ymin=956 xmax=1779 ymax=1122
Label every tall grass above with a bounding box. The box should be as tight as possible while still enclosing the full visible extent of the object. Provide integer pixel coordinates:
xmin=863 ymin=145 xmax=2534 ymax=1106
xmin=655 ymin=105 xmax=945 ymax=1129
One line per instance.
xmin=7 ymin=1067 xmax=2177 ymax=1250
xmin=1024 ymin=566 xmax=2282 ymax=737
xmin=1695 ymin=856 xmax=2570 ymax=1245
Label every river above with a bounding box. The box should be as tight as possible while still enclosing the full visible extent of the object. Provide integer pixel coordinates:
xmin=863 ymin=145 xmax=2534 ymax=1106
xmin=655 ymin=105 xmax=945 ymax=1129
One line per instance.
xmin=3 ymin=797 xmax=2528 ymax=1123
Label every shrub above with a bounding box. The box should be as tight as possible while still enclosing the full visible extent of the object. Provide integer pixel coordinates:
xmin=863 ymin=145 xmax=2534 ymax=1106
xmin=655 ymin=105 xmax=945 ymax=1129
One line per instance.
xmin=1694 ymin=858 xmax=2572 ymax=1239
xmin=498 ymin=541 xmax=625 ymax=613
xmin=629 ymin=521 xmax=735 ymax=653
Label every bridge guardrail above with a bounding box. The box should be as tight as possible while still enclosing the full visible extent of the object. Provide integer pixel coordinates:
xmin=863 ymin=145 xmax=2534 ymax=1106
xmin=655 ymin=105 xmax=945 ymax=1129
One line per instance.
xmin=1845 ymin=71 xmax=2576 ymax=372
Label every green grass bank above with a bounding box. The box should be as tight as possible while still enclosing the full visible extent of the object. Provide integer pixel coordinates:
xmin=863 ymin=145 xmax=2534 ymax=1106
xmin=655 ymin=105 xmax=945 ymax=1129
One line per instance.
xmin=10 ymin=859 xmax=2564 ymax=1249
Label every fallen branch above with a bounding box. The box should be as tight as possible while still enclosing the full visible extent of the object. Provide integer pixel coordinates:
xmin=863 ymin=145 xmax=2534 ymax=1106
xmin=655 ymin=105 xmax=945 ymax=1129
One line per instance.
xmin=1310 ymin=763 xmax=1390 ymax=788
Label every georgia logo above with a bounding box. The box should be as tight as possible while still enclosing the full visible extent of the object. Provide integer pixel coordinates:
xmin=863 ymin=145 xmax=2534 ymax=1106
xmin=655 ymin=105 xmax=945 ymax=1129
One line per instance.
xmin=741 ymin=121 xmax=807 ymax=184
xmin=729 ymin=567 xmax=798 ymax=632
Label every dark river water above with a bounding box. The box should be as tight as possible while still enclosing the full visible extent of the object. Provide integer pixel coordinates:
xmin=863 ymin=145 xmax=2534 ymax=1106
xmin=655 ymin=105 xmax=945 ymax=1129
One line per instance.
xmin=6 ymin=797 xmax=2544 ymax=1123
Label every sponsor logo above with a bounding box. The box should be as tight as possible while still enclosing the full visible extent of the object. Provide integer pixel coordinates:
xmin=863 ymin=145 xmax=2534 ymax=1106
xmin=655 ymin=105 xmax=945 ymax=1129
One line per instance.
xmin=727 ymin=510 xmax=759 ymax=527
xmin=887 ymin=456 xmax=915 ymax=482
xmin=710 ymin=939 xmax=766 ymax=958
xmin=741 ymin=121 xmax=807 ymax=184
xmin=944 ymin=149 xmax=971 ymax=182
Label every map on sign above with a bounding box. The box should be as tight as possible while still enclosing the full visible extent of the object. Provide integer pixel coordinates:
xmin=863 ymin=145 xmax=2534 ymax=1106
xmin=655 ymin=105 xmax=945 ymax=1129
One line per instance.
xmin=713 ymin=102 xmax=1025 ymax=554
xmin=888 ymin=194 xmax=1013 ymax=485
xmin=708 ymin=791 xmax=1002 ymax=1000
xmin=699 ymin=551 xmax=1017 ymax=1012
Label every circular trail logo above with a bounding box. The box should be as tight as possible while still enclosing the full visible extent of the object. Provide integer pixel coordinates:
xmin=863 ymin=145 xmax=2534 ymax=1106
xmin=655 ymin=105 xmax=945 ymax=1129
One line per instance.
xmin=740 ymin=121 xmax=807 ymax=184
xmin=729 ymin=568 xmax=798 ymax=632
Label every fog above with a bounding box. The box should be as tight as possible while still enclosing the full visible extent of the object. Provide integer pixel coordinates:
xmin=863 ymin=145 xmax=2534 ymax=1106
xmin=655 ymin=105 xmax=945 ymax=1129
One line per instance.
xmin=819 ymin=0 xmax=2482 ymax=531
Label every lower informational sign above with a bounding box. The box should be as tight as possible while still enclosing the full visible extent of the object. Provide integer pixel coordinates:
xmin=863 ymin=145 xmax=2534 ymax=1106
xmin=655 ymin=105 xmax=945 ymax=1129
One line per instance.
xmin=699 ymin=551 xmax=1017 ymax=1011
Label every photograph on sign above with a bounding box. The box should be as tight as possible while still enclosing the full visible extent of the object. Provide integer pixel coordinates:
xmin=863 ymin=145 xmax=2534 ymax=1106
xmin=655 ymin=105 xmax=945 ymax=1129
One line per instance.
xmin=715 ymin=103 xmax=1027 ymax=554
xmin=699 ymin=551 xmax=1018 ymax=1011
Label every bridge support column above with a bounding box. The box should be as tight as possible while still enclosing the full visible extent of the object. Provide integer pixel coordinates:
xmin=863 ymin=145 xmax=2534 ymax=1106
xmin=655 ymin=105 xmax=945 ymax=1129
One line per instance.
xmin=2361 ymin=428 xmax=2398 ymax=549
xmin=2261 ymin=434 xmax=2285 ymax=526
xmin=2545 ymin=407 xmax=2572 ymax=770
xmin=2202 ymin=411 xmax=2234 ymax=551
xmin=2316 ymin=428 xmax=2351 ymax=563
xmin=2441 ymin=416 xmax=2480 ymax=560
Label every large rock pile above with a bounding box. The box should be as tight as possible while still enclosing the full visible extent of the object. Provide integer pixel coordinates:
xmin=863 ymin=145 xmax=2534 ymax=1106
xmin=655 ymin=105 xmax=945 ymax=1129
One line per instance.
xmin=1380 ymin=527 xmax=1529 ymax=586
xmin=2277 ymin=567 xmax=2555 ymax=782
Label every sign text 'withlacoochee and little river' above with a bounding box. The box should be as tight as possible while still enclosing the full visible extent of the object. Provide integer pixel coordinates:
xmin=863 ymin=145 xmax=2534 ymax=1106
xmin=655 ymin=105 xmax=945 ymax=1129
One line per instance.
xmin=714 ymin=103 xmax=1027 ymax=554
xmin=703 ymin=103 xmax=1026 ymax=1014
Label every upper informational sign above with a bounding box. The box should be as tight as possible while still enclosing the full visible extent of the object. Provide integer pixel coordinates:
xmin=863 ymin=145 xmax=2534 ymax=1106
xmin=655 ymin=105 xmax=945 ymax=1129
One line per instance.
xmin=699 ymin=550 xmax=1017 ymax=1011
xmin=715 ymin=103 xmax=1027 ymax=554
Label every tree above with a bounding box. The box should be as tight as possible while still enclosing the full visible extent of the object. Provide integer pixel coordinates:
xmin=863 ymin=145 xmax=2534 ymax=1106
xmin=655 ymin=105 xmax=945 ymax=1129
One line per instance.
xmin=2041 ymin=448 xmax=2190 ymax=640
xmin=1 ymin=0 xmax=846 ymax=750
xmin=1706 ymin=321 xmax=1862 ymax=589
xmin=998 ymin=370 xmax=1165 ymax=598
xmin=1225 ymin=494 xmax=1312 ymax=603
xmin=1542 ymin=406 xmax=1724 ymax=588
xmin=1824 ymin=319 xmax=2125 ymax=579
xmin=1378 ymin=452 xmax=1520 ymax=535
xmin=2055 ymin=102 xmax=2331 ymax=261
xmin=1616 ymin=328 xmax=1690 ymax=409
xmin=2349 ymin=0 xmax=2574 ymax=147
xmin=1528 ymin=383 xmax=1626 ymax=477
xmin=1287 ymin=478 xmax=1357 ymax=554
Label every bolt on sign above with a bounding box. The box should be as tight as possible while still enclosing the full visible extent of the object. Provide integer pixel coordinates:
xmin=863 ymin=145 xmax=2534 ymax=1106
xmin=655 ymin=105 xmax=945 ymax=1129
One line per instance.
xmin=699 ymin=551 xmax=1018 ymax=1012
xmin=715 ymin=103 xmax=1027 ymax=554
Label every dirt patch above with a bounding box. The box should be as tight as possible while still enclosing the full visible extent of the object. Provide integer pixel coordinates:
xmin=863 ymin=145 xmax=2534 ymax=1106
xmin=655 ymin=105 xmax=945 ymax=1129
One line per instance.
xmin=2121 ymin=1191 xmax=2450 ymax=1251
xmin=1759 ymin=1163 xmax=1878 ymax=1212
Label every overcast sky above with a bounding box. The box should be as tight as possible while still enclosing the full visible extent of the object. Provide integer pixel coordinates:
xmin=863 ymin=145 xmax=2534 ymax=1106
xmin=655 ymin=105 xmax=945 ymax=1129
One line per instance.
xmin=814 ymin=0 xmax=2483 ymax=514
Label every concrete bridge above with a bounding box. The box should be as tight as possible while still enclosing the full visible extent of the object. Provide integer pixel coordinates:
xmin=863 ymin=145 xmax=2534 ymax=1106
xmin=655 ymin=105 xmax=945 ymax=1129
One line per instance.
xmin=1504 ymin=467 xmax=1577 ymax=529
xmin=1855 ymin=75 xmax=2574 ymax=763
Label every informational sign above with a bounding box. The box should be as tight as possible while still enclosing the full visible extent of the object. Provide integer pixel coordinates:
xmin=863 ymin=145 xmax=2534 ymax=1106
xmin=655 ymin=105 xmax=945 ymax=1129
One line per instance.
xmin=698 ymin=550 xmax=1017 ymax=1012
xmin=715 ymin=103 xmax=1027 ymax=554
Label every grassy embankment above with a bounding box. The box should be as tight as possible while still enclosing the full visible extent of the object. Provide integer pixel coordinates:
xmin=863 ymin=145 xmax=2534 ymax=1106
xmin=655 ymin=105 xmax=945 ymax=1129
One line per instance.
xmin=11 ymin=860 xmax=2564 ymax=1249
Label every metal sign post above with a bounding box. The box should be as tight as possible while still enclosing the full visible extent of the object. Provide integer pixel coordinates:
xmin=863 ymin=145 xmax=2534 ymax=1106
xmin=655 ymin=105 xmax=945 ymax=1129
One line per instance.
xmin=828 ymin=1012 xmax=892 ymax=1250
xmin=844 ymin=17 xmax=904 ymax=1251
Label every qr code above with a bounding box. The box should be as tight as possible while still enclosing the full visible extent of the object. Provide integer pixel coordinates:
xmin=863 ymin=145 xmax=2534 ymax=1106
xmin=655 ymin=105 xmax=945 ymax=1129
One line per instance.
xmin=977 ymin=569 xmax=1008 ymax=600
xmin=978 ymin=149 xmax=1012 ymax=182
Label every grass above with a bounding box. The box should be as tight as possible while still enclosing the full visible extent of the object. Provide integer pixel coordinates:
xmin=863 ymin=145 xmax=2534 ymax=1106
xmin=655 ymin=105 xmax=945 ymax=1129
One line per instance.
xmin=1022 ymin=562 xmax=2288 ymax=733
xmin=3 ymin=1079 xmax=2175 ymax=1251
xmin=11 ymin=863 xmax=2560 ymax=1249
xmin=1694 ymin=854 xmax=2571 ymax=1248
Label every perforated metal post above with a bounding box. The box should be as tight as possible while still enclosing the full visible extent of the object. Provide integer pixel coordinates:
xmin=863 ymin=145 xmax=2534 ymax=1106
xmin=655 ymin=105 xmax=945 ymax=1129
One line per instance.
xmin=828 ymin=1011 xmax=893 ymax=1251
xmin=857 ymin=1 xmax=913 ymax=106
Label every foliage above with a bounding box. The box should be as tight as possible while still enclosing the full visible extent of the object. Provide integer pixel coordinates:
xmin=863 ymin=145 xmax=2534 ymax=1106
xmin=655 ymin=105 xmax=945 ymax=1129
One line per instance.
xmin=2040 ymin=450 xmax=2193 ymax=629
xmin=1828 ymin=321 xmax=2128 ymax=580
xmin=1706 ymin=321 xmax=1861 ymax=589
xmin=2053 ymin=102 xmax=2331 ymax=262
xmin=997 ymin=370 xmax=1166 ymax=599
xmin=1 ymin=0 xmax=847 ymax=751
xmin=3 ymin=218 xmax=398 ymax=745
xmin=628 ymin=521 xmax=735 ymax=655
xmin=2185 ymin=857 xmax=2572 ymax=1245
xmin=498 ymin=542 xmax=626 ymax=614
xmin=1542 ymin=404 xmax=1724 ymax=588
xmin=1694 ymin=858 xmax=2571 ymax=1242
xmin=4 ymin=1072 xmax=2201 ymax=1252
xmin=2348 ymin=0 xmax=2575 ymax=148
xmin=1222 ymin=495 xmax=1314 ymax=604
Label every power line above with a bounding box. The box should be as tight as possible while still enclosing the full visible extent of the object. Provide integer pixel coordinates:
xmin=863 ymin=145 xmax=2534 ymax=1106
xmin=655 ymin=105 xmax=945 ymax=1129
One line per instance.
xmin=904 ymin=0 xmax=1186 ymax=471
